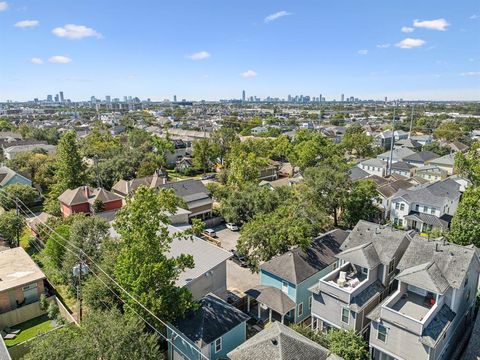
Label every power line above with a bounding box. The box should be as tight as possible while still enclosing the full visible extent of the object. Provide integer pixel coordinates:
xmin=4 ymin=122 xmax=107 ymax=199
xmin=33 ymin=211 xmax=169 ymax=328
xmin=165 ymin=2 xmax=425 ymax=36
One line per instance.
xmin=0 ymin=189 xmax=209 ymax=360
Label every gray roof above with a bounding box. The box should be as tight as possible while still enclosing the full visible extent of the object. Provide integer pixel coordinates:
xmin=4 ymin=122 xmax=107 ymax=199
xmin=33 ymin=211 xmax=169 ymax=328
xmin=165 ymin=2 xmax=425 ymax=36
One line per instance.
xmin=360 ymin=158 xmax=387 ymax=167
xmin=261 ymin=229 xmax=349 ymax=284
xmin=227 ymin=322 xmax=336 ymax=360
xmin=350 ymin=280 xmax=385 ymax=312
xmin=396 ymin=261 xmax=450 ymax=294
xmin=337 ymin=242 xmax=381 ymax=269
xmin=377 ymin=148 xmax=416 ymax=161
xmin=0 ymin=166 xmax=30 ymax=187
xmin=390 ymin=161 xmax=415 ymax=171
xmin=349 ymin=167 xmax=370 ymax=181
xmin=245 ymin=286 xmax=296 ymax=315
xmin=403 ymin=151 xmax=439 ymax=163
xmin=392 ymin=178 xmax=461 ymax=207
xmin=377 ymin=179 xmax=413 ymax=198
xmin=420 ymin=304 xmax=456 ymax=347
xmin=172 ymin=293 xmax=249 ymax=347
xmin=395 ymin=138 xmax=422 ymax=148
xmin=340 ymin=221 xmax=412 ymax=265
xmin=427 ymin=153 xmax=455 ymax=167
xmin=397 ymin=235 xmax=479 ymax=289
xmin=404 ymin=212 xmax=450 ymax=229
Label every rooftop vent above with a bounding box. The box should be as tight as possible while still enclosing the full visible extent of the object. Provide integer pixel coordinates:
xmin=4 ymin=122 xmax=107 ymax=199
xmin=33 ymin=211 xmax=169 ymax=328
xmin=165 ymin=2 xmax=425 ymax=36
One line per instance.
xmin=271 ymin=339 xmax=278 ymax=346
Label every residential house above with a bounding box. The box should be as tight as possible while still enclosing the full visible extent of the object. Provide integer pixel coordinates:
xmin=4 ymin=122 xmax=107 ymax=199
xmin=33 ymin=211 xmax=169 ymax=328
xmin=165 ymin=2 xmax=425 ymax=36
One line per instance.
xmin=3 ymin=143 xmax=56 ymax=160
xmin=368 ymin=237 xmax=480 ymax=360
xmin=259 ymin=164 xmax=279 ymax=181
xmin=390 ymin=162 xmax=415 ymax=178
xmin=246 ymin=230 xmax=348 ymax=325
xmin=426 ymin=153 xmax=455 ymax=176
xmin=410 ymin=135 xmax=433 ymax=146
xmin=394 ymin=130 xmax=409 ymax=141
xmin=251 ymin=126 xmax=268 ymax=135
xmin=175 ymin=156 xmax=194 ymax=174
xmin=111 ymin=170 xmax=168 ymax=197
xmin=395 ymin=138 xmax=422 ymax=150
xmin=349 ymin=167 xmax=370 ymax=181
xmin=309 ymin=222 xmax=413 ymax=338
xmin=403 ymin=151 xmax=439 ymax=167
xmin=167 ymin=294 xmax=249 ymax=360
xmin=0 ymin=166 xmax=32 ymax=187
xmin=375 ymin=131 xmax=394 ymax=150
xmin=228 ymin=321 xmax=340 ymax=360
xmin=58 ymin=186 xmax=123 ymax=217
xmin=376 ymin=179 xmax=414 ymax=219
xmin=413 ymin=165 xmax=448 ymax=183
xmin=259 ymin=176 xmax=302 ymax=190
xmin=377 ymin=148 xmax=416 ymax=164
xmin=389 ymin=178 xmax=462 ymax=233
xmin=0 ymin=248 xmax=46 ymax=317
xmin=166 ymin=139 xmax=188 ymax=166
xmin=27 ymin=212 xmax=52 ymax=238
xmin=357 ymin=159 xmax=388 ymax=177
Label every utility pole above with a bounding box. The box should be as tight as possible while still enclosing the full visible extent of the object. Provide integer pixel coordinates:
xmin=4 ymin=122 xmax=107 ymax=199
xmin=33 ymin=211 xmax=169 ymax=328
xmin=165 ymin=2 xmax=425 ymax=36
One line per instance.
xmin=93 ymin=155 xmax=101 ymax=188
xmin=409 ymin=103 xmax=415 ymax=138
xmin=388 ymin=104 xmax=397 ymax=176
xmin=15 ymin=197 xmax=19 ymax=247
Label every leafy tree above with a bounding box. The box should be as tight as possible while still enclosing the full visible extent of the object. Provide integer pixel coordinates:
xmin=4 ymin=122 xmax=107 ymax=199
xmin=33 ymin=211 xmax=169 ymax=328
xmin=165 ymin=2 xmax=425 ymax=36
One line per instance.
xmin=288 ymin=130 xmax=339 ymax=171
xmin=289 ymin=324 xmax=328 ymax=348
xmin=341 ymin=124 xmax=375 ymax=158
xmin=150 ymin=135 xmax=174 ymax=167
xmin=44 ymin=224 xmax=71 ymax=269
xmin=0 ymin=184 xmax=38 ymax=210
xmin=326 ymin=329 xmax=369 ymax=360
xmin=448 ymin=186 xmax=480 ymax=247
xmin=227 ymin=152 xmax=268 ymax=187
xmin=422 ymin=142 xmax=451 ymax=156
xmin=304 ymin=163 xmax=350 ymax=226
xmin=210 ymin=128 xmax=239 ymax=164
xmin=7 ymin=152 xmax=56 ymax=190
xmin=192 ymin=139 xmax=216 ymax=173
xmin=455 ymin=141 xmax=480 ymax=186
xmin=0 ymin=210 xmax=25 ymax=246
xmin=80 ymin=128 xmax=122 ymax=159
xmin=23 ymin=309 xmax=163 ymax=360
xmin=113 ymin=186 xmax=195 ymax=321
xmin=433 ymin=122 xmax=464 ymax=142
xmin=342 ymin=180 xmax=380 ymax=228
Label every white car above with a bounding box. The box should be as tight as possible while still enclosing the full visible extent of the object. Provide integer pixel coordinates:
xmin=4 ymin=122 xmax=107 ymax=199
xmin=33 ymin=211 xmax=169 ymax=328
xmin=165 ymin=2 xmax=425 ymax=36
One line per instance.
xmin=204 ymin=229 xmax=217 ymax=237
xmin=226 ymin=223 xmax=239 ymax=231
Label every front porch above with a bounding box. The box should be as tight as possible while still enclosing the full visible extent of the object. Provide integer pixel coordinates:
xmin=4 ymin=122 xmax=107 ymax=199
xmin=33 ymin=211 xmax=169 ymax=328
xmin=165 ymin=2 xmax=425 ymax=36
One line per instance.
xmin=245 ymin=286 xmax=296 ymax=325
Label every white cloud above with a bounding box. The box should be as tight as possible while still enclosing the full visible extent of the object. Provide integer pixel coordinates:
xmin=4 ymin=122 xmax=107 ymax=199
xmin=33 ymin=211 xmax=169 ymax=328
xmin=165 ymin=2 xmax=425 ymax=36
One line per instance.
xmin=48 ymin=55 xmax=72 ymax=64
xmin=187 ymin=51 xmax=211 ymax=60
xmin=30 ymin=57 xmax=43 ymax=64
xmin=401 ymin=26 xmax=414 ymax=33
xmin=264 ymin=11 xmax=291 ymax=23
xmin=0 ymin=2 xmax=8 ymax=11
xmin=460 ymin=72 xmax=480 ymax=77
xmin=395 ymin=38 xmax=426 ymax=49
xmin=15 ymin=19 xmax=39 ymax=28
xmin=469 ymin=14 xmax=479 ymax=20
xmin=241 ymin=70 xmax=257 ymax=78
xmin=357 ymin=49 xmax=368 ymax=55
xmin=376 ymin=43 xmax=391 ymax=48
xmin=413 ymin=18 xmax=450 ymax=31
xmin=52 ymin=24 xmax=102 ymax=39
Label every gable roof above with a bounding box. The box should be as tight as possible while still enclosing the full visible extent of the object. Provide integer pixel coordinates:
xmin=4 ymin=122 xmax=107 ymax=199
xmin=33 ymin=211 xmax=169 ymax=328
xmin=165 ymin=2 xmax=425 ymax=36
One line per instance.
xmin=340 ymin=221 xmax=412 ymax=265
xmin=158 ymin=179 xmax=210 ymax=199
xmin=403 ymin=151 xmax=439 ymax=163
xmin=377 ymin=148 xmax=416 ymax=161
xmin=396 ymin=236 xmax=479 ymax=290
xmin=427 ymin=153 xmax=455 ymax=167
xmin=245 ymin=286 xmax=296 ymax=315
xmin=377 ymin=179 xmax=413 ymax=198
xmin=396 ymin=261 xmax=450 ymax=294
xmin=173 ymin=294 xmax=249 ymax=347
xmin=393 ymin=178 xmax=461 ymax=207
xmin=260 ymin=229 xmax=348 ymax=284
xmin=227 ymin=322 xmax=336 ymax=360
xmin=0 ymin=166 xmax=31 ymax=187
xmin=337 ymin=242 xmax=381 ymax=269
xmin=390 ymin=161 xmax=415 ymax=172
xmin=58 ymin=186 xmax=122 ymax=206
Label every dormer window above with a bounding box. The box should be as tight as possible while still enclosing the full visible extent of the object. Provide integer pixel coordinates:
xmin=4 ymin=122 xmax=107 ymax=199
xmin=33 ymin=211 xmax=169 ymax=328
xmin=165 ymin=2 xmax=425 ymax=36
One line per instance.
xmin=361 ymin=267 xmax=368 ymax=275
xmin=388 ymin=258 xmax=395 ymax=274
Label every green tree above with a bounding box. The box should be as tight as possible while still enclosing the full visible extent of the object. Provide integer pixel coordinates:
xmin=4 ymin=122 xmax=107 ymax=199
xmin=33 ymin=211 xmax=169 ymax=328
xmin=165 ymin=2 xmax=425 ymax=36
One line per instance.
xmin=326 ymin=329 xmax=369 ymax=360
xmin=210 ymin=128 xmax=239 ymax=165
xmin=341 ymin=124 xmax=375 ymax=158
xmin=192 ymin=139 xmax=215 ymax=173
xmin=23 ymin=309 xmax=163 ymax=360
xmin=342 ymin=180 xmax=380 ymax=228
xmin=455 ymin=141 xmax=480 ymax=186
xmin=227 ymin=152 xmax=267 ymax=187
xmin=80 ymin=128 xmax=122 ymax=159
xmin=448 ymin=186 xmax=480 ymax=247
xmin=422 ymin=142 xmax=451 ymax=156
xmin=0 ymin=184 xmax=38 ymax=210
xmin=113 ymin=186 xmax=195 ymax=321
xmin=433 ymin=122 xmax=464 ymax=142
xmin=0 ymin=210 xmax=25 ymax=246
xmin=44 ymin=224 xmax=71 ymax=269
xmin=289 ymin=324 xmax=328 ymax=348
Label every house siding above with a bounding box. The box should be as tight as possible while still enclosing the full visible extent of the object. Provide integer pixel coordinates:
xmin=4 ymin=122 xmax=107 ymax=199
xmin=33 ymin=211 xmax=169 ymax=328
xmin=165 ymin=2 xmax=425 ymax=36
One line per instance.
xmin=186 ymin=261 xmax=227 ymax=300
xmin=260 ymin=270 xmax=297 ymax=301
xmin=209 ymin=321 xmax=246 ymax=360
xmin=4 ymin=174 xmax=32 ymax=187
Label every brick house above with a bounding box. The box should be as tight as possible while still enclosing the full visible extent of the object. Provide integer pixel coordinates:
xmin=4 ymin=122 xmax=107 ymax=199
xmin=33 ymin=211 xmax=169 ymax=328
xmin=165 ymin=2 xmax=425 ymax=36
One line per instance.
xmin=58 ymin=186 xmax=123 ymax=217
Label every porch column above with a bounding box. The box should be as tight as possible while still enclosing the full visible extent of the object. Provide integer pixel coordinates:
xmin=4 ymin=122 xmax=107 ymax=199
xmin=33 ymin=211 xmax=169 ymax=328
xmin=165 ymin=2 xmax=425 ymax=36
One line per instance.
xmin=258 ymin=303 xmax=261 ymax=318
xmin=281 ymin=314 xmax=284 ymax=324
xmin=247 ymin=296 xmax=250 ymax=313
xmin=269 ymin=309 xmax=272 ymax=323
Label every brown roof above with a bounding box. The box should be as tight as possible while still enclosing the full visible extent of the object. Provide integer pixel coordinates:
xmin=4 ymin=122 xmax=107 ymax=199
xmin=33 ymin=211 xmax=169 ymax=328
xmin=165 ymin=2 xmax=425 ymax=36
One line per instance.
xmin=59 ymin=186 xmax=121 ymax=206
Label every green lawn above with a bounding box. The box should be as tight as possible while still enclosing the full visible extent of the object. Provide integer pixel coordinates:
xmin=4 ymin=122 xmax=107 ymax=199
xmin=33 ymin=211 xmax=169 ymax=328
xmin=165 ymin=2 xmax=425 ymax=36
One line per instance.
xmin=4 ymin=315 xmax=55 ymax=347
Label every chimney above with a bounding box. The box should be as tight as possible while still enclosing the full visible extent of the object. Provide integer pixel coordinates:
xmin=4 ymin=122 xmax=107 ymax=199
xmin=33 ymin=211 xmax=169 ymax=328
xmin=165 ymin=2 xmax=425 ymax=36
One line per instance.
xmin=84 ymin=186 xmax=90 ymax=199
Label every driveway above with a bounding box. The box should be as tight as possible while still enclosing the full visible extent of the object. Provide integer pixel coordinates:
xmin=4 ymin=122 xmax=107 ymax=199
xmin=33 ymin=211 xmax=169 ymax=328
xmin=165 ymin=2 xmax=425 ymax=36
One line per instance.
xmin=214 ymin=226 xmax=240 ymax=252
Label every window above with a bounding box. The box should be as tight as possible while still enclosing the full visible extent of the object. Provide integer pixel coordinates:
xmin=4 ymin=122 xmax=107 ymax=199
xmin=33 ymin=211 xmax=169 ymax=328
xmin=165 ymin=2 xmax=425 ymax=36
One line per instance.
xmin=395 ymin=203 xmax=400 ymax=210
xmin=431 ymin=208 xmax=436 ymax=215
xmin=388 ymin=258 xmax=395 ymax=274
xmin=423 ymin=206 xmax=428 ymax=213
xmin=377 ymin=324 xmax=387 ymax=342
xmin=309 ymin=295 xmax=312 ymax=309
xmin=341 ymin=307 xmax=349 ymax=324
xmin=215 ymin=338 xmax=222 ymax=353
xmin=400 ymin=203 xmax=405 ymax=211
xmin=298 ymin=302 xmax=304 ymax=317
xmin=362 ymin=267 xmax=368 ymax=275
xmin=312 ymin=317 xmax=318 ymax=330
xmin=415 ymin=204 xmax=419 ymax=211
xmin=282 ymin=281 xmax=288 ymax=294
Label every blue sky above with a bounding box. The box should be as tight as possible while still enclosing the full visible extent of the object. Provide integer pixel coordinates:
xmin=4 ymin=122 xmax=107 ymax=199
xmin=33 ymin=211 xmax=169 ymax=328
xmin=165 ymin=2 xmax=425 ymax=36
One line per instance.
xmin=1 ymin=0 xmax=479 ymax=101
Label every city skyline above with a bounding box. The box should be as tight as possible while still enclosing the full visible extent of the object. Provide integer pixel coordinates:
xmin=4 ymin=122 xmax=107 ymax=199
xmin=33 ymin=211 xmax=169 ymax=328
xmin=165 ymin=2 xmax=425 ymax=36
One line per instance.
xmin=1 ymin=0 xmax=479 ymax=101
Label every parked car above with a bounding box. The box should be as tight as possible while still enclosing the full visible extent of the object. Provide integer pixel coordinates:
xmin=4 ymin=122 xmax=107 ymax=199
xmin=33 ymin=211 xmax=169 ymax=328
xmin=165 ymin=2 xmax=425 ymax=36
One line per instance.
xmin=230 ymin=249 xmax=248 ymax=267
xmin=204 ymin=228 xmax=217 ymax=238
xmin=226 ymin=223 xmax=239 ymax=231
xmin=201 ymin=173 xmax=216 ymax=180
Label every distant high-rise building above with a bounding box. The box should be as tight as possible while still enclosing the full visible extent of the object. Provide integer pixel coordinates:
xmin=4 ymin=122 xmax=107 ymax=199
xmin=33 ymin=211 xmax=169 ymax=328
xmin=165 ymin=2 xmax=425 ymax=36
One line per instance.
xmin=384 ymin=96 xmax=388 ymax=103
xmin=242 ymin=90 xmax=245 ymax=102
xmin=91 ymin=96 xmax=96 ymax=103
xmin=319 ymin=94 xmax=322 ymax=103
xmin=54 ymin=94 xmax=59 ymax=102
xmin=123 ymin=96 xmax=128 ymax=102
xmin=341 ymin=94 xmax=345 ymax=102
xmin=47 ymin=95 xmax=53 ymax=102
xmin=59 ymin=91 xmax=64 ymax=103
xmin=128 ymin=96 xmax=132 ymax=102
xmin=173 ymin=95 xmax=177 ymax=102
xmin=106 ymin=95 xmax=111 ymax=103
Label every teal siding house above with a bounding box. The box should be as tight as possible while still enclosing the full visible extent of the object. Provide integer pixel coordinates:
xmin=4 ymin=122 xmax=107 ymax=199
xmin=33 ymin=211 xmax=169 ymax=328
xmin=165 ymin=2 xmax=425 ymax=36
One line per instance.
xmin=0 ymin=166 xmax=32 ymax=187
xmin=167 ymin=294 xmax=249 ymax=360
xmin=246 ymin=229 xmax=348 ymax=324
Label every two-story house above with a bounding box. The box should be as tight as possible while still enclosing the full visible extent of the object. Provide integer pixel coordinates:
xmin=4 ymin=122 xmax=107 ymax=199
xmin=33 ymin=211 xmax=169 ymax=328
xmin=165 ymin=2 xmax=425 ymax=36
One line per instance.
xmin=412 ymin=165 xmax=448 ymax=183
xmin=357 ymin=159 xmax=388 ymax=177
xmin=389 ymin=178 xmax=462 ymax=233
xmin=368 ymin=236 xmax=480 ymax=360
xmin=309 ymin=221 xmax=413 ymax=339
xmin=245 ymin=229 xmax=348 ymax=325
xmin=58 ymin=186 xmax=123 ymax=217
xmin=376 ymin=179 xmax=414 ymax=219
xmin=377 ymin=148 xmax=416 ymax=164
xmin=167 ymin=294 xmax=249 ymax=360
xmin=426 ymin=153 xmax=455 ymax=176
xmin=402 ymin=151 xmax=439 ymax=167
